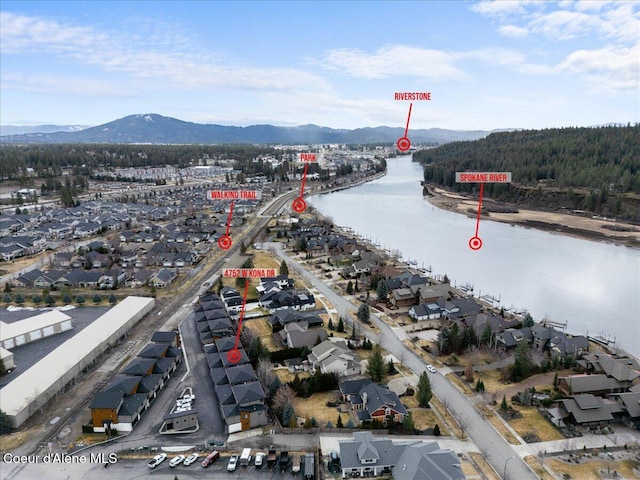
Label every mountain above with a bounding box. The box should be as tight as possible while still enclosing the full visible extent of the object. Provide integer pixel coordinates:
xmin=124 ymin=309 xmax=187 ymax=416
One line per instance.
xmin=0 ymin=113 xmax=492 ymax=144
xmin=0 ymin=124 xmax=90 ymax=136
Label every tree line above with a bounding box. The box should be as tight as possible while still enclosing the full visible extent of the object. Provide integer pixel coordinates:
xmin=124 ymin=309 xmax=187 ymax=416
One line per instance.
xmin=414 ymin=125 xmax=640 ymax=221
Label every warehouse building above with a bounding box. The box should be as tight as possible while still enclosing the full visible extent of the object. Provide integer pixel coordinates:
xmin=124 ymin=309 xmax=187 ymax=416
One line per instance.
xmin=0 ymin=296 xmax=155 ymax=429
xmin=0 ymin=310 xmax=73 ymax=350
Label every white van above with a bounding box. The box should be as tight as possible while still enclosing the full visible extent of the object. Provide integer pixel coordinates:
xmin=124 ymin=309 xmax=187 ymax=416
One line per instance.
xmin=239 ymin=448 xmax=252 ymax=467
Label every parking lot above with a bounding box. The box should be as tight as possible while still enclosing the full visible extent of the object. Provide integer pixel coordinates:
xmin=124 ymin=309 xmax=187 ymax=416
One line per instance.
xmin=141 ymin=455 xmax=312 ymax=479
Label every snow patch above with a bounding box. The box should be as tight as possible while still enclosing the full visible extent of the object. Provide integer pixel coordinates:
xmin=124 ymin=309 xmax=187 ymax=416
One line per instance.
xmin=144 ymin=115 xmax=154 ymax=122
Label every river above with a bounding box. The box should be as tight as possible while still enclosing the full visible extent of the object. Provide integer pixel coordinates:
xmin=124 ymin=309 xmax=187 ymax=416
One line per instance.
xmin=308 ymin=156 xmax=640 ymax=357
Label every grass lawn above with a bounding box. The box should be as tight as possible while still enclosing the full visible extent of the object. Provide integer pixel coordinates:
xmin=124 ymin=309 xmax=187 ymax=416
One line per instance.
xmin=244 ymin=317 xmax=278 ymax=351
xmin=546 ymin=457 xmax=640 ymax=480
xmin=430 ymin=396 xmax=465 ymax=439
xmin=460 ymin=456 xmax=481 ymax=478
xmin=446 ymin=372 xmax=475 ymax=396
xmin=474 ymin=369 xmax=506 ymax=393
xmin=0 ymin=426 xmax=39 ymax=451
xmin=291 ymin=391 xmax=341 ymax=426
xmin=275 ymin=369 xmax=310 ymax=384
xmin=476 ymin=404 xmax=520 ymax=445
xmin=245 ymin=317 xmax=273 ymax=337
xmin=468 ymin=452 xmax=500 ymax=480
xmin=509 ymin=406 xmax=563 ymax=442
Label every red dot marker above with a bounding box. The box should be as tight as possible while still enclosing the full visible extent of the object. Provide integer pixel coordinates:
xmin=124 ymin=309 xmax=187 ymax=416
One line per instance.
xmin=227 ymin=348 xmax=242 ymax=364
xmin=292 ymin=197 xmax=307 ymax=213
xmin=396 ymin=103 xmax=413 ymax=152
xmin=218 ymin=235 xmax=232 ymax=250
xmin=468 ymin=236 xmax=483 ymax=250
xmin=469 ymin=182 xmax=485 ymax=251
xmin=397 ymin=137 xmax=411 ymax=151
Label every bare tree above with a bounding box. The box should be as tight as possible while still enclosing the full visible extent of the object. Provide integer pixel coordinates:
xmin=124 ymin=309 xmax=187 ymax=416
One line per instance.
xmin=272 ymin=384 xmax=296 ymax=417
xmin=256 ymin=358 xmax=275 ymax=393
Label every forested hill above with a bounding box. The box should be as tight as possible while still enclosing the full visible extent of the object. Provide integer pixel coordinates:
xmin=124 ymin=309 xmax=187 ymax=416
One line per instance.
xmin=414 ymin=125 xmax=640 ymax=221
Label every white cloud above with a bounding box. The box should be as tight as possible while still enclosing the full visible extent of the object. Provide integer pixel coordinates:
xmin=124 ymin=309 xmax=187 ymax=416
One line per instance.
xmin=497 ymin=25 xmax=529 ymax=38
xmin=558 ymin=44 xmax=640 ymax=92
xmin=471 ymin=1 xmax=640 ymax=43
xmin=0 ymin=11 xmax=331 ymax=94
xmin=317 ymin=45 xmax=468 ymax=81
xmin=0 ymin=73 xmax=136 ymax=97
xmin=471 ymin=1 xmax=538 ymax=17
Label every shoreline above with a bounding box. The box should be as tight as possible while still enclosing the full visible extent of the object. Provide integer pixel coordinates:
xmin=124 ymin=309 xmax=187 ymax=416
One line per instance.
xmin=305 ymin=172 xmax=638 ymax=360
xmin=424 ymin=185 xmax=640 ymax=249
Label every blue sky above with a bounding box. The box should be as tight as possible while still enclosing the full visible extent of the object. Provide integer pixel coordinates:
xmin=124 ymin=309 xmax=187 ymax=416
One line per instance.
xmin=1 ymin=1 xmax=638 ymax=130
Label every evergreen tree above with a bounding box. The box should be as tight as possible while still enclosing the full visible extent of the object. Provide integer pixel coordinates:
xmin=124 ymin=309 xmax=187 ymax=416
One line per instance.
xmin=500 ymin=395 xmax=508 ymax=411
xmin=325 ymin=421 xmax=333 ymax=428
xmin=553 ymin=370 xmax=559 ymax=390
xmin=523 ymin=312 xmax=535 ymax=328
xmin=336 ymin=415 xmax=343 ymax=428
xmin=402 ymin=413 xmax=415 ymax=434
xmin=279 ymin=260 xmax=289 ymax=276
xmin=32 ymin=294 xmax=42 ymax=305
xmin=433 ymin=423 xmax=441 ymax=436
xmin=108 ymin=293 xmax=117 ymax=304
xmin=345 ymin=419 xmax=355 ymax=428
xmin=337 ymin=317 xmax=345 ymax=333
xmin=310 ymin=417 xmax=318 ymax=428
xmin=416 ymin=372 xmax=433 ymax=407
xmin=2 ymin=293 xmax=11 ymax=304
xmin=327 ymin=318 xmax=334 ymax=330
xmin=92 ymin=294 xmax=103 ymax=304
xmin=45 ymin=294 xmax=56 ymax=306
xmin=346 ymin=281 xmax=353 ymax=295
xmin=481 ymin=324 xmax=493 ymax=346
xmin=281 ymin=404 xmax=295 ymax=426
xmin=75 ymin=294 xmax=85 ymax=305
xmin=62 ymin=293 xmax=72 ymax=305
xmin=366 ymin=345 xmax=387 ymax=382
xmin=376 ymin=280 xmax=389 ymax=300
xmin=0 ymin=409 xmax=11 ymax=435
xmin=357 ymin=303 xmax=370 ymax=323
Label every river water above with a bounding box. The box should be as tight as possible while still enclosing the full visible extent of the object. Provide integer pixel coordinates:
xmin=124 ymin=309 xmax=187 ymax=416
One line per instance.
xmin=309 ymin=156 xmax=640 ymax=357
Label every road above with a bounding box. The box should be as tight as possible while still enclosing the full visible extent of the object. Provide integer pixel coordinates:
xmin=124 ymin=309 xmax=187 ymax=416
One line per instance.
xmin=262 ymin=241 xmax=537 ymax=480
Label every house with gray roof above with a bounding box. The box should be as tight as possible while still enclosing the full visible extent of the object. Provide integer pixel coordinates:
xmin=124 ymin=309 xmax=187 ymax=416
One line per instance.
xmin=339 ymin=377 xmax=408 ymax=426
xmin=338 ymin=432 xmax=463 ymax=480
xmin=278 ymin=321 xmax=327 ymax=349
xmin=308 ymin=339 xmax=361 ymax=377
xmin=558 ymin=394 xmax=624 ymax=426
xmin=558 ymin=374 xmax=625 ymax=396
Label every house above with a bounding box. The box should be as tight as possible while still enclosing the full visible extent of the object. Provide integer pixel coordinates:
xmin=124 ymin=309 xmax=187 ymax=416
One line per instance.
xmin=277 ymin=321 xmax=327 ymax=349
xmin=338 ymin=432 xmax=463 ymax=480
xmin=578 ymin=353 xmax=640 ymax=389
xmin=557 ymin=394 xmax=623 ymax=427
xmin=609 ymin=391 xmax=640 ymax=426
xmin=390 ymin=288 xmax=416 ymax=307
xmin=151 ymin=268 xmax=177 ymax=288
xmin=261 ymin=290 xmax=315 ymax=312
xmin=440 ymin=297 xmax=483 ymax=319
xmin=308 ymin=340 xmax=361 ymax=377
xmin=558 ymin=374 xmax=626 ymax=396
xmin=269 ymin=308 xmax=324 ymax=332
xmin=496 ymin=328 xmax=532 ymax=350
xmin=339 ymin=377 xmax=408 ymax=426
xmin=408 ymin=303 xmax=443 ymax=321
xmin=124 ymin=269 xmax=154 ymax=288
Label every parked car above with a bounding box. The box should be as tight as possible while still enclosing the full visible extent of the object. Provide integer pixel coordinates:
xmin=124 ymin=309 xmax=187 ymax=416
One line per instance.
xmin=148 ymin=453 xmax=167 ymax=469
xmin=169 ymin=455 xmax=185 ymax=468
xmin=227 ymin=455 xmax=238 ymax=472
xmin=201 ymin=450 xmax=220 ymax=467
xmin=183 ymin=453 xmax=199 ymax=466
xmin=254 ymin=452 xmax=265 ymax=468
xmin=426 ymin=364 xmax=436 ymax=373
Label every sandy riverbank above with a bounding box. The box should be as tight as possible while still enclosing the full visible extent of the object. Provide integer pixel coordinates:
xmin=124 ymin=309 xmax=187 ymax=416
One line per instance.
xmin=425 ymin=185 xmax=640 ymax=249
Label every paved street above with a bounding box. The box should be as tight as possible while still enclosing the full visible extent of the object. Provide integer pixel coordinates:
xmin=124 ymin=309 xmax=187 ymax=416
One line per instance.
xmin=263 ymin=241 xmax=538 ymax=480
